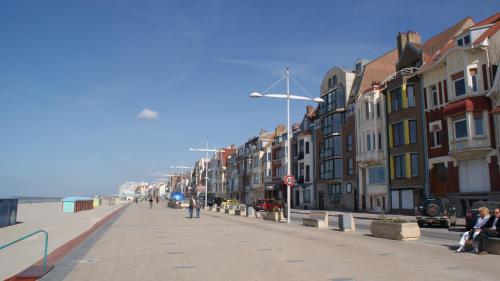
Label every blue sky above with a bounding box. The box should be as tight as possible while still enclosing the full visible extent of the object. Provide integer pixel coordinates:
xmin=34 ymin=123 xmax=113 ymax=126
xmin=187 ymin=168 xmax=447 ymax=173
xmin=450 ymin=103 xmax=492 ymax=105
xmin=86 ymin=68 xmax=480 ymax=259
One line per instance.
xmin=0 ymin=0 xmax=497 ymax=197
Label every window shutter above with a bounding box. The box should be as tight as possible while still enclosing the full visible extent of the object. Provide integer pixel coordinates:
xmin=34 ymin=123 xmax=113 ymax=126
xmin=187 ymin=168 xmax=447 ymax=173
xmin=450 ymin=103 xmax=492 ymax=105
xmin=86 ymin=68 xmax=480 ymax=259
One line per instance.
xmin=443 ymin=80 xmax=448 ymax=103
xmin=405 ymin=153 xmax=412 ymax=179
xmin=404 ymin=120 xmax=409 ymax=145
xmin=423 ymin=87 xmax=428 ymax=110
xmin=402 ymin=83 xmax=408 ymax=109
xmin=438 ymin=81 xmax=443 ymax=105
xmin=482 ymin=64 xmax=489 ymax=90
xmin=388 ymin=125 xmax=394 ymax=148
xmin=390 ymin=157 xmax=395 ymax=180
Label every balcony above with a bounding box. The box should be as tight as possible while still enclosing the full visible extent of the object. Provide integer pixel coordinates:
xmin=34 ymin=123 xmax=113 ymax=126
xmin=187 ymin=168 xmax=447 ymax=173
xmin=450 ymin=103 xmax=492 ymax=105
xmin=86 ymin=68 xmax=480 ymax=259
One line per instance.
xmin=357 ymin=150 xmax=385 ymax=164
xmin=449 ymin=137 xmax=491 ymax=159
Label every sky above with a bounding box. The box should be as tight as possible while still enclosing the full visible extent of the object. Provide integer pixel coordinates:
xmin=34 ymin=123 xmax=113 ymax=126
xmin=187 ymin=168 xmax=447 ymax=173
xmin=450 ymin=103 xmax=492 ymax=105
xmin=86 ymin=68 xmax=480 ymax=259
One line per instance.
xmin=0 ymin=0 xmax=498 ymax=197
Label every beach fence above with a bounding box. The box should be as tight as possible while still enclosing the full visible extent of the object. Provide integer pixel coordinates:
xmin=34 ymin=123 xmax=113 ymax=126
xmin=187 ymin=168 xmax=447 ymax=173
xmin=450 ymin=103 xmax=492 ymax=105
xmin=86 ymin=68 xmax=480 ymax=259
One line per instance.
xmin=61 ymin=197 xmax=93 ymax=213
xmin=0 ymin=198 xmax=18 ymax=227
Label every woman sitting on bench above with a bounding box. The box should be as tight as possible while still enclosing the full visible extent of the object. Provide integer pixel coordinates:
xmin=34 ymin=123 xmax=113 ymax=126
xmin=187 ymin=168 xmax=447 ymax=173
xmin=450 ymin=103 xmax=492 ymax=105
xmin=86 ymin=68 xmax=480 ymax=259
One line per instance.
xmin=457 ymin=207 xmax=490 ymax=253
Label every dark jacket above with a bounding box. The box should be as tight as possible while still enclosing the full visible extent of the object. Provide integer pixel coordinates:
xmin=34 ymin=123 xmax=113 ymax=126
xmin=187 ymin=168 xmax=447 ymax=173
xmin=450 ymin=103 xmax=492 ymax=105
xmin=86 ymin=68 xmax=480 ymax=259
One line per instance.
xmin=483 ymin=216 xmax=500 ymax=230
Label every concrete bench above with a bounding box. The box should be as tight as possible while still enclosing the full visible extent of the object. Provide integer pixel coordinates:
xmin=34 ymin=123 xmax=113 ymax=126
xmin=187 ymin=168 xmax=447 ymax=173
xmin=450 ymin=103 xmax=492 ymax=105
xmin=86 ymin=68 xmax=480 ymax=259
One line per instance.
xmin=487 ymin=237 xmax=500 ymax=255
xmin=303 ymin=211 xmax=328 ymax=228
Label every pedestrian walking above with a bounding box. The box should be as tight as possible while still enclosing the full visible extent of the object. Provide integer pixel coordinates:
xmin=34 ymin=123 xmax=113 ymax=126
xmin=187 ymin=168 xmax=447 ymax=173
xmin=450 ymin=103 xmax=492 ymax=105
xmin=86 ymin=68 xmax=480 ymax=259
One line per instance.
xmin=149 ymin=197 xmax=153 ymax=209
xmin=195 ymin=197 xmax=202 ymax=218
xmin=188 ymin=197 xmax=195 ymax=218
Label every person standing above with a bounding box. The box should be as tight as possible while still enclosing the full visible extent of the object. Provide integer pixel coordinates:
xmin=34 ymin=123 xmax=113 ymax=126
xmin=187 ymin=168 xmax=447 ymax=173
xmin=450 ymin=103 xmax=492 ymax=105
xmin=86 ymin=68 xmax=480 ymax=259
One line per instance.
xmin=195 ymin=197 xmax=202 ymax=218
xmin=477 ymin=208 xmax=500 ymax=255
xmin=188 ymin=196 xmax=195 ymax=218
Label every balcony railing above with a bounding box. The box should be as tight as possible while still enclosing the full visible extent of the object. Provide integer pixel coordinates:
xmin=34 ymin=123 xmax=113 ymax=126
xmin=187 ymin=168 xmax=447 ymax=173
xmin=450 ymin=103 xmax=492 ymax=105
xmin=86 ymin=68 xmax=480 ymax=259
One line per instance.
xmin=381 ymin=67 xmax=419 ymax=86
xmin=450 ymin=137 xmax=490 ymax=152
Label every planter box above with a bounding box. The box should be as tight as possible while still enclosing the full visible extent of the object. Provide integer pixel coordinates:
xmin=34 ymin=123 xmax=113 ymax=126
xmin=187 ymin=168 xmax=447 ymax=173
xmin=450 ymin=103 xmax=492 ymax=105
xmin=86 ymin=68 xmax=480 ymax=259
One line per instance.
xmin=216 ymin=207 xmax=221 ymax=212
xmin=264 ymin=211 xmax=284 ymax=222
xmin=225 ymin=208 xmax=235 ymax=215
xmin=370 ymin=221 xmax=420 ymax=241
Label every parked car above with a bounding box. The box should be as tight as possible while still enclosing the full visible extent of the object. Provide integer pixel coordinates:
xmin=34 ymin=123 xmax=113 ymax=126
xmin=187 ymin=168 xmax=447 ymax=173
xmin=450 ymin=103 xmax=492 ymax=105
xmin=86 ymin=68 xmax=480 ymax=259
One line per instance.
xmin=465 ymin=201 xmax=500 ymax=230
xmin=224 ymin=199 xmax=239 ymax=206
xmin=416 ymin=197 xmax=457 ymax=228
xmin=254 ymin=199 xmax=284 ymax=212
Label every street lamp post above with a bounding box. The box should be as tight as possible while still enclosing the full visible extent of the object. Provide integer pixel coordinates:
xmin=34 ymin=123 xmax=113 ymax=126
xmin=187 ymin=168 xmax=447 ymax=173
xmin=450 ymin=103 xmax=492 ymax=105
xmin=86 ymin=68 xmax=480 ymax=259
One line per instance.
xmin=189 ymin=137 xmax=225 ymax=208
xmin=249 ymin=68 xmax=323 ymax=223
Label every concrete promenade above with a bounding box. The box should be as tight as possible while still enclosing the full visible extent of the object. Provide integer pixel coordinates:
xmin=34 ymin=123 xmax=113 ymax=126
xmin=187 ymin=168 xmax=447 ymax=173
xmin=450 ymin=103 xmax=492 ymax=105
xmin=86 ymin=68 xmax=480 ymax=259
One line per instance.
xmin=44 ymin=203 xmax=499 ymax=281
xmin=0 ymin=202 xmax=126 ymax=279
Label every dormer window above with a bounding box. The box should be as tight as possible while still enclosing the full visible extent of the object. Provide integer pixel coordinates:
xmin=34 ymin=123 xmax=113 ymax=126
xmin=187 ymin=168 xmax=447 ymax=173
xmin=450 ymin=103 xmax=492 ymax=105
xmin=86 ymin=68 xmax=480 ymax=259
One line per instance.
xmin=457 ymin=34 xmax=471 ymax=47
xmin=464 ymin=35 xmax=471 ymax=45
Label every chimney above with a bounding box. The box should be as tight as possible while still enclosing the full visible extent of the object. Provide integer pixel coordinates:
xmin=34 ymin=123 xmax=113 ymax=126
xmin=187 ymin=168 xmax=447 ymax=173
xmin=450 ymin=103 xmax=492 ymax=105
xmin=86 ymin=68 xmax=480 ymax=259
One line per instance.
xmin=397 ymin=31 xmax=421 ymax=58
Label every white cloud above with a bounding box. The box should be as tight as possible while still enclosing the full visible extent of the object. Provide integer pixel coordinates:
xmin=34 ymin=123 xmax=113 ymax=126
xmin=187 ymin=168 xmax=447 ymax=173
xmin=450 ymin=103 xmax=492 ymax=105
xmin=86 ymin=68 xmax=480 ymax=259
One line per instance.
xmin=136 ymin=108 xmax=159 ymax=120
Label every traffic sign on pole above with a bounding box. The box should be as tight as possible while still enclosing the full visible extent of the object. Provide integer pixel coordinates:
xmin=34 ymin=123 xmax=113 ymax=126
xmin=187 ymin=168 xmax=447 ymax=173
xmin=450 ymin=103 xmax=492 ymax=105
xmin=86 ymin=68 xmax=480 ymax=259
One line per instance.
xmin=283 ymin=175 xmax=295 ymax=187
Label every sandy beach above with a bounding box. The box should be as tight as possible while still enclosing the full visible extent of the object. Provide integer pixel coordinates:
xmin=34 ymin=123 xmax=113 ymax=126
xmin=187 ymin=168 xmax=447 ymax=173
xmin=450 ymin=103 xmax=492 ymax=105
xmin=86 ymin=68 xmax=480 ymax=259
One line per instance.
xmin=0 ymin=201 xmax=127 ymax=279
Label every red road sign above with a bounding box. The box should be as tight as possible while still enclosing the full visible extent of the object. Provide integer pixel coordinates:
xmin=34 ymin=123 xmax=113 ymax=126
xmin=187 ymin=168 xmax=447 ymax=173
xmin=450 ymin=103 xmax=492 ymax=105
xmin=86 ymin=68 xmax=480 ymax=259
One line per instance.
xmin=283 ymin=175 xmax=295 ymax=186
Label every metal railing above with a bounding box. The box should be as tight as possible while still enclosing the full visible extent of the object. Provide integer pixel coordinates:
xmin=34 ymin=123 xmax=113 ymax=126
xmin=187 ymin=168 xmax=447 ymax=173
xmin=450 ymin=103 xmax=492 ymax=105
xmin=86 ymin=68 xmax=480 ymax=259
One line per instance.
xmin=0 ymin=229 xmax=49 ymax=271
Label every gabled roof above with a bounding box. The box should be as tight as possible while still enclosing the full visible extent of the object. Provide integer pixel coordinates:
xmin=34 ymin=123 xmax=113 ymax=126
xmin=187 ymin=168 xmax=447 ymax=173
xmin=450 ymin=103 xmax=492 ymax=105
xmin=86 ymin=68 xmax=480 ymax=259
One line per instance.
xmin=419 ymin=13 xmax=499 ymax=73
xmin=421 ymin=17 xmax=475 ymax=57
xmin=358 ymin=49 xmax=398 ymax=95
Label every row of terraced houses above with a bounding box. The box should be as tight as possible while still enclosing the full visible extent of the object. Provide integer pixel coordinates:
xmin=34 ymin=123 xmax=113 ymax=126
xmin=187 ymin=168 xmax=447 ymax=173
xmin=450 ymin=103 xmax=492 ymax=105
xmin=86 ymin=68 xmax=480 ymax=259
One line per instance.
xmin=188 ymin=14 xmax=500 ymax=216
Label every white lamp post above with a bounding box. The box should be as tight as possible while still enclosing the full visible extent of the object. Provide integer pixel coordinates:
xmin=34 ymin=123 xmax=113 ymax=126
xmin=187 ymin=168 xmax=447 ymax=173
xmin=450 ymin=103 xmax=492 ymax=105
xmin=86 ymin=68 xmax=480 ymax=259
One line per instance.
xmin=171 ymin=165 xmax=193 ymax=193
xmin=189 ymin=137 xmax=225 ymax=208
xmin=249 ymin=67 xmax=323 ymax=223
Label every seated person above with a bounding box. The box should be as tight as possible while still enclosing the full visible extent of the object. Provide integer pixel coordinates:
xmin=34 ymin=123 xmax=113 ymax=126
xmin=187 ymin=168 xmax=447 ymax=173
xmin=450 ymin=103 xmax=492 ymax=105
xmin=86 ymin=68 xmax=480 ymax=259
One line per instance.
xmin=477 ymin=207 xmax=500 ymax=255
xmin=457 ymin=207 xmax=490 ymax=252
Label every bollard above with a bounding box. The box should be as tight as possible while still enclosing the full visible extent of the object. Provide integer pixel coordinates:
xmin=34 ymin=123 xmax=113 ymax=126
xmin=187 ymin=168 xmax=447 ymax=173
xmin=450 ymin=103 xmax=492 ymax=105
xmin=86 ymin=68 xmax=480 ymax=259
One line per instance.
xmin=339 ymin=213 xmax=356 ymax=232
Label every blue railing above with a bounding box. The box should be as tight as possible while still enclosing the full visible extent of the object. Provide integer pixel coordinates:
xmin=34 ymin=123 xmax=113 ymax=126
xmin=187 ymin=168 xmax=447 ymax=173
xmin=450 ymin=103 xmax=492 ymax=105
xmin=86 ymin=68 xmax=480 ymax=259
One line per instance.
xmin=0 ymin=229 xmax=49 ymax=271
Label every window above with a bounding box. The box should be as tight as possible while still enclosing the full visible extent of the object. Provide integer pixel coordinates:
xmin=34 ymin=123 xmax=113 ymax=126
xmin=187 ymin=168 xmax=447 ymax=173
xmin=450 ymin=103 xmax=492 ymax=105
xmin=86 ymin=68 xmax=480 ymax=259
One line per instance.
xmin=305 ymin=141 xmax=310 ymax=154
xmin=391 ymin=88 xmax=402 ymax=112
xmin=411 ymin=153 xmax=419 ymax=177
xmin=368 ymin=166 xmax=385 ymax=184
xmin=347 ymin=158 xmax=353 ymax=175
xmin=327 ymin=184 xmax=341 ymax=202
xmin=305 ymin=165 xmax=310 ymax=182
xmin=321 ymin=114 xmax=342 ymax=135
xmin=334 ymin=159 xmax=342 ymax=179
xmin=453 ymin=74 xmax=466 ymax=97
xmin=367 ymin=133 xmax=372 ymax=151
xmin=303 ymin=190 xmax=311 ymax=204
xmin=409 ymin=120 xmax=417 ymax=144
xmin=393 ymin=122 xmax=404 ymax=147
xmin=378 ymin=132 xmax=382 ymax=150
xmin=333 ymin=136 xmax=341 ymax=156
xmin=376 ymin=102 xmax=381 ymax=117
xmin=457 ymin=38 xmax=464 ymax=46
xmin=394 ymin=155 xmax=406 ymax=179
xmin=347 ymin=134 xmax=353 ymax=151
xmin=475 ymin=116 xmax=484 ymax=136
xmin=431 ymin=130 xmax=441 ymax=148
xmin=470 ymin=68 xmax=478 ymax=93
xmin=431 ymin=85 xmax=439 ymax=107
xmin=365 ymin=102 xmax=370 ymax=120
xmin=464 ymin=35 xmax=470 ymax=45
xmin=298 ymin=140 xmax=304 ymax=154
xmin=407 ymin=85 xmax=415 ymax=107
xmin=454 ymin=118 xmax=468 ymax=139
xmin=299 ymin=163 xmax=304 ymax=178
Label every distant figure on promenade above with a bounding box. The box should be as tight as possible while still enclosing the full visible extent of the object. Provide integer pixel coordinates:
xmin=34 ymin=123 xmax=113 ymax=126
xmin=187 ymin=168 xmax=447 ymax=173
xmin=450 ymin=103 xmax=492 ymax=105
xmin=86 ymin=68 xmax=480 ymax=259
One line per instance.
xmin=195 ymin=197 xmax=202 ymax=218
xmin=155 ymin=196 xmax=159 ymax=204
xmin=149 ymin=197 xmax=153 ymax=209
xmin=188 ymin=197 xmax=195 ymax=218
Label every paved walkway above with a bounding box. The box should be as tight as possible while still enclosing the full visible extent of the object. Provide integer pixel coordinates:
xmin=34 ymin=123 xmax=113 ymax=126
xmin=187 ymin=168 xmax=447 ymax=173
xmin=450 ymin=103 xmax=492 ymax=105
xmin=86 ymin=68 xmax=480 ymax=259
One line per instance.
xmin=44 ymin=203 xmax=499 ymax=281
